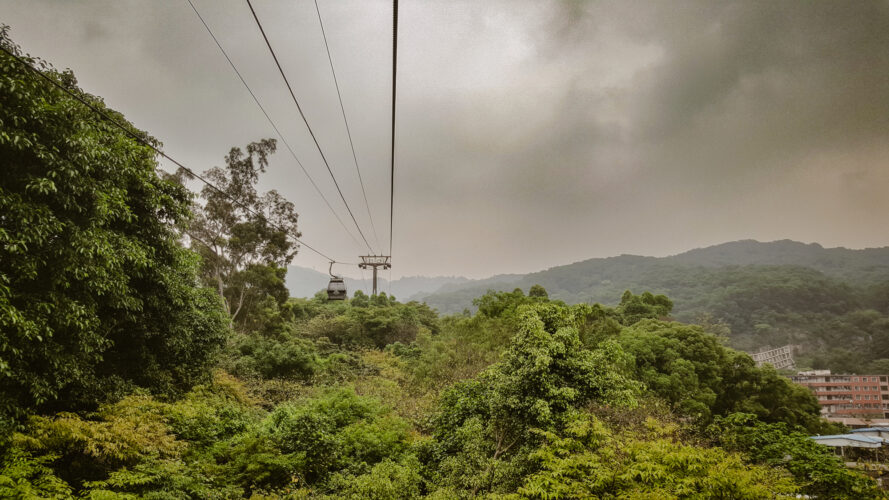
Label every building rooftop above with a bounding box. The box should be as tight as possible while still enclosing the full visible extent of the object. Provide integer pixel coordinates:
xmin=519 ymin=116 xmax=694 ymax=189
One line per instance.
xmin=811 ymin=434 xmax=884 ymax=448
xmin=850 ymin=427 xmax=889 ymax=433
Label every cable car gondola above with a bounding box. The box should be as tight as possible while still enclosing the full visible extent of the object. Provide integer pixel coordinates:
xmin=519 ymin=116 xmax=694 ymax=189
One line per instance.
xmin=327 ymin=261 xmax=347 ymax=301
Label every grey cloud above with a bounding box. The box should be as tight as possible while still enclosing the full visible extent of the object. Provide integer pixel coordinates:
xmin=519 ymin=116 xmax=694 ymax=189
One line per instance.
xmin=3 ymin=0 xmax=888 ymax=278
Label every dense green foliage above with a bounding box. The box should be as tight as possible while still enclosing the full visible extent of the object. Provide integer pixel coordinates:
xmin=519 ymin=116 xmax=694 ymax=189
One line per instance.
xmin=517 ymin=413 xmax=797 ymax=499
xmin=4 ymin=288 xmax=881 ymax=498
xmin=618 ymin=320 xmax=826 ymax=429
xmin=0 ymin=30 xmax=228 ymax=437
xmin=2 ymin=35 xmax=885 ymax=499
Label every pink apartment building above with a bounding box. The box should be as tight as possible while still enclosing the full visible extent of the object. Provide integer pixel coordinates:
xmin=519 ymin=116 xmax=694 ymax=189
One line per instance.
xmin=791 ymin=370 xmax=889 ymax=419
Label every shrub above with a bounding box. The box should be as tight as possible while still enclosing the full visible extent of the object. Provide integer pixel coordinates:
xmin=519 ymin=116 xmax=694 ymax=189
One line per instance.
xmin=11 ymin=394 xmax=181 ymax=488
xmin=266 ymin=389 xmax=409 ymax=484
xmin=517 ymin=412 xmax=797 ymax=499
xmin=230 ymin=335 xmax=318 ymax=380
xmin=0 ymin=448 xmax=72 ymax=499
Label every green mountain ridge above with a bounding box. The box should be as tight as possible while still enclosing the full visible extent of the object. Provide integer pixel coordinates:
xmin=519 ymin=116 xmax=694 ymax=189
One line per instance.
xmin=415 ymin=240 xmax=889 ymax=366
xmin=417 ymin=240 xmax=889 ymax=311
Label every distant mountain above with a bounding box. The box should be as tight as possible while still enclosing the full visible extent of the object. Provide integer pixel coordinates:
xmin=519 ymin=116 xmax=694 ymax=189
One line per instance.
xmin=372 ymin=275 xmax=472 ymax=300
xmin=285 ymin=265 xmax=470 ymax=301
xmin=670 ymin=239 xmax=889 ymax=283
xmin=408 ymin=273 xmax=525 ymax=300
xmin=413 ymin=240 xmax=889 ymax=316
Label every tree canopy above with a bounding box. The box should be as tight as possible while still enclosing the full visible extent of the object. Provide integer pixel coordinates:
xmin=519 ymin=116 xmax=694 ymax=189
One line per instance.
xmin=0 ymin=31 xmax=228 ymax=435
xmin=182 ymin=138 xmax=299 ymax=330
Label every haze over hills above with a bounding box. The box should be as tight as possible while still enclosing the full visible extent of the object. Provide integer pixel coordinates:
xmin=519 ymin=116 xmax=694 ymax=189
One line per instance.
xmin=285 ymin=265 xmax=471 ymax=300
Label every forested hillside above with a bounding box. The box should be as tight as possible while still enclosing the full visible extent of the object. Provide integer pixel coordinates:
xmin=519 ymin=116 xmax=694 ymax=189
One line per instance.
xmin=2 ymin=29 xmax=887 ymax=499
xmin=416 ymin=241 xmax=889 ymax=372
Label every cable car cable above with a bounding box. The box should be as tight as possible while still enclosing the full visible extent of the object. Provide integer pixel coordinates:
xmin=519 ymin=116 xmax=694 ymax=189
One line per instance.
xmin=245 ymin=0 xmax=375 ymax=254
xmin=0 ymin=44 xmax=342 ymax=264
xmin=185 ymin=0 xmax=365 ymax=251
xmin=389 ymin=0 xmax=398 ymax=258
xmin=312 ymin=0 xmax=381 ymax=251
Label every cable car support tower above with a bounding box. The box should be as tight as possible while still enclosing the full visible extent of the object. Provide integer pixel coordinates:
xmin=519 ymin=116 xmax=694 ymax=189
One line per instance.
xmin=359 ymin=256 xmax=391 ymax=296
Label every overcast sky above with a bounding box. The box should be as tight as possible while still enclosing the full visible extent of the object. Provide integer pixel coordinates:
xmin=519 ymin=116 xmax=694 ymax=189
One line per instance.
xmin=4 ymin=0 xmax=889 ymax=279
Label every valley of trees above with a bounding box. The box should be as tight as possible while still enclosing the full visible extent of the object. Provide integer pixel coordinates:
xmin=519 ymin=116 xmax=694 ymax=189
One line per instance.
xmin=2 ymin=29 xmax=888 ymax=499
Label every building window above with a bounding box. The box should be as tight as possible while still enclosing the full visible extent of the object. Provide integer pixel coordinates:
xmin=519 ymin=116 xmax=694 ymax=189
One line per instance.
xmin=855 ymin=386 xmax=860 ymax=391
xmin=856 ymin=395 xmax=862 ymax=400
xmin=854 ymin=377 xmax=859 ymax=382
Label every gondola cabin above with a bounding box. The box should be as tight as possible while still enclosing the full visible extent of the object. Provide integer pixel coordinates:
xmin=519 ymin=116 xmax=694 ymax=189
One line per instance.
xmin=327 ymin=276 xmax=347 ymax=300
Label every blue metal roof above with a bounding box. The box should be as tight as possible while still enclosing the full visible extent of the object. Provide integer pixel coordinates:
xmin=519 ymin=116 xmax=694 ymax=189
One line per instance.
xmin=850 ymin=427 xmax=889 ymax=433
xmin=811 ymin=434 xmax=884 ymax=444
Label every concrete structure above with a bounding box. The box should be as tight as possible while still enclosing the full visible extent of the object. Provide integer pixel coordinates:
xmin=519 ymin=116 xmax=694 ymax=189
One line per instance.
xmin=791 ymin=370 xmax=889 ymax=419
xmin=751 ymin=345 xmax=795 ymax=370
